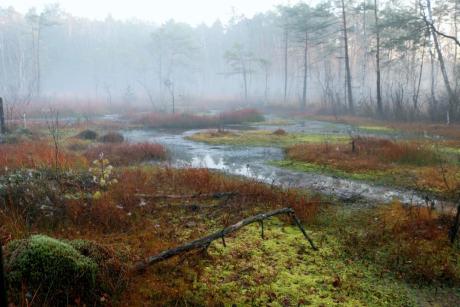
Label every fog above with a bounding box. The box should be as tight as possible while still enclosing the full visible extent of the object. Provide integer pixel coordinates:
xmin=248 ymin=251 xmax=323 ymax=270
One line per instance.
xmin=1 ymin=0 xmax=459 ymax=121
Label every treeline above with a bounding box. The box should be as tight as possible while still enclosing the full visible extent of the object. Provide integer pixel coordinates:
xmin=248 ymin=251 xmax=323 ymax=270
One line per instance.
xmin=0 ymin=0 xmax=459 ymax=122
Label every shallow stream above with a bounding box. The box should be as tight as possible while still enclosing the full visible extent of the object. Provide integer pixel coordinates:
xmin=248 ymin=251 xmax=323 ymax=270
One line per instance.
xmin=123 ymin=119 xmax=435 ymax=206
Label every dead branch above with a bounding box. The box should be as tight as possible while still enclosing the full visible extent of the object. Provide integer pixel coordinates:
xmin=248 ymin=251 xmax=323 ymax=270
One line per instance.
xmin=132 ymin=207 xmax=317 ymax=273
xmin=135 ymin=192 xmax=238 ymax=200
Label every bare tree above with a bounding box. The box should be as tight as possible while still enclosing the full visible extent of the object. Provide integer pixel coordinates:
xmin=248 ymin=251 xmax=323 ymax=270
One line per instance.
xmin=374 ymin=0 xmax=383 ymax=116
xmin=341 ymin=0 xmax=354 ymax=113
xmin=421 ymin=0 xmax=459 ymax=121
xmin=25 ymin=5 xmax=61 ymax=96
xmin=224 ymin=43 xmax=257 ymax=102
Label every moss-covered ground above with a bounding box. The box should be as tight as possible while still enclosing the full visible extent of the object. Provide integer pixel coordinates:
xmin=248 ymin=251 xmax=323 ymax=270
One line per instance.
xmin=187 ymin=130 xmax=349 ymax=147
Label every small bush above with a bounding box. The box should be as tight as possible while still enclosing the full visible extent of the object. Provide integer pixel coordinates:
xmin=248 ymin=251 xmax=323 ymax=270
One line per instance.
xmin=5 ymin=235 xmax=98 ymax=305
xmin=99 ymin=132 xmax=124 ymax=143
xmin=0 ymin=169 xmax=94 ymax=226
xmin=84 ymin=142 xmax=167 ymax=166
xmin=76 ymin=129 xmax=98 ymax=140
xmin=273 ymin=128 xmax=287 ymax=136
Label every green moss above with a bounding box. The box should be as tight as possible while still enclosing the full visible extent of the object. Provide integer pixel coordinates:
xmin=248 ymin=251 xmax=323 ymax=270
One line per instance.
xmin=5 ymin=235 xmax=98 ymax=303
xmin=254 ymin=119 xmax=296 ymax=126
xmin=271 ymin=159 xmax=388 ymax=182
xmin=187 ymin=130 xmax=350 ymax=147
xmin=357 ymin=125 xmax=397 ymax=133
xmin=188 ymin=218 xmax=417 ymax=306
xmin=270 ymin=160 xmax=419 ymax=193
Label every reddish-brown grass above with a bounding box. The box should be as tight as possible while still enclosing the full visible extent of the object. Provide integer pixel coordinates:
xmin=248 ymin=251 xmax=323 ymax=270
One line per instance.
xmin=84 ymin=142 xmax=167 ymax=165
xmin=287 ymin=137 xmax=438 ymax=172
xmin=133 ymin=109 xmax=263 ymax=129
xmin=341 ymin=203 xmax=460 ymax=284
xmin=0 ymin=142 xmax=86 ymax=173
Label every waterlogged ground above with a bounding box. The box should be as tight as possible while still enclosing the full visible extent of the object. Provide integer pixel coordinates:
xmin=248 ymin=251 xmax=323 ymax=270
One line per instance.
xmin=122 ymin=118 xmax=442 ymax=205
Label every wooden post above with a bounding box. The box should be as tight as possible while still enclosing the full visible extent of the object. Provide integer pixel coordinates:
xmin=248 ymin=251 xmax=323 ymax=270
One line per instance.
xmin=0 ymin=97 xmax=5 ymax=134
xmin=0 ymin=244 xmax=8 ymax=306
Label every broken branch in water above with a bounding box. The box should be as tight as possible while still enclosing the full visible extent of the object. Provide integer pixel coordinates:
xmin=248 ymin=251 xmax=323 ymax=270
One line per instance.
xmin=132 ymin=207 xmax=317 ymax=273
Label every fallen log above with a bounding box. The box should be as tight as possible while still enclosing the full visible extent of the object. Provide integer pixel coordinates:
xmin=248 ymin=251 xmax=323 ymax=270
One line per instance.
xmin=132 ymin=207 xmax=317 ymax=273
xmin=135 ymin=192 xmax=238 ymax=200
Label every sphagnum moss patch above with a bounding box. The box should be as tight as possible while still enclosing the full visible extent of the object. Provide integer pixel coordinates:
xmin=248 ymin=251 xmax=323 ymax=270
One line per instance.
xmin=187 ymin=218 xmax=417 ymax=306
xmin=5 ymin=235 xmax=98 ymax=304
xmin=187 ymin=130 xmax=350 ymax=147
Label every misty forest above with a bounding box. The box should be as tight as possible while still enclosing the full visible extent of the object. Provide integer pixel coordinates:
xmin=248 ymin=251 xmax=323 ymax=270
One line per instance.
xmin=1 ymin=0 xmax=460 ymax=305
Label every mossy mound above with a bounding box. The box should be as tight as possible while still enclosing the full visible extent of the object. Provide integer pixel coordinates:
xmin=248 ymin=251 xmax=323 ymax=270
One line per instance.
xmin=76 ymin=129 xmax=98 ymax=140
xmin=4 ymin=235 xmax=125 ymax=305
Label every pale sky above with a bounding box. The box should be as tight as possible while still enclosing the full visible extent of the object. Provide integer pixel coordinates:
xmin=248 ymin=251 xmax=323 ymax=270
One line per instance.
xmin=2 ymin=0 xmax=294 ymax=25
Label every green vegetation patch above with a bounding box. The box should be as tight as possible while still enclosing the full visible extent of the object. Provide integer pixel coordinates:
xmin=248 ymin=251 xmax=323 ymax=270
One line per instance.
xmin=357 ymin=125 xmax=397 ymax=133
xmin=271 ymin=159 xmax=394 ymax=184
xmin=188 ymin=218 xmax=417 ymax=306
xmin=254 ymin=119 xmax=296 ymax=126
xmin=188 ymin=130 xmax=350 ymax=147
xmin=5 ymin=235 xmax=98 ymax=303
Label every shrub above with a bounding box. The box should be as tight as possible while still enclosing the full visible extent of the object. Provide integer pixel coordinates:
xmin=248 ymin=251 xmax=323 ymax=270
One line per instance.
xmin=99 ymin=131 xmax=124 ymax=143
xmin=273 ymin=128 xmax=287 ymax=136
xmin=76 ymin=129 xmax=98 ymax=140
xmin=84 ymin=142 xmax=167 ymax=166
xmin=0 ymin=169 xmax=94 ymax=226
xmin=4 ymin=235 xmax=98 ymax=305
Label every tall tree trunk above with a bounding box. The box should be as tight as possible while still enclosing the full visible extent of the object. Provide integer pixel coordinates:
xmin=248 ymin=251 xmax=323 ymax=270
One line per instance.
xmin=284 ymin=28 xmax=289 ymax=104
xmin=0 ymin=97 xmax=5 ymax=134
xmin=302 ymin=32 xmax=308 ymax=109
xmin=429 ymin=48 xmax=438 ymax=112
xmin=413 ymin=45 xmax=425 ymax=113
xmin=426 ymin=0 xmax=458 ymax=120
xmin=341 ymin=0 xmax=354 ymax=114
xmin=36 ymin=23 xmax=41 ymax=97
xmin=374 ymin=0 xmax=383 ymax=116
xmin=243 ymin=69 xmax=248 ymax=102
xmin=454 ymin=0 xmax=459 ymax=93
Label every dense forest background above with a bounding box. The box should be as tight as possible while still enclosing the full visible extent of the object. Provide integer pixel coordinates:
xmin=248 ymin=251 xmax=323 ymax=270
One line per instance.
xmin=1 ymin=0 xmax=460 ymax=121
